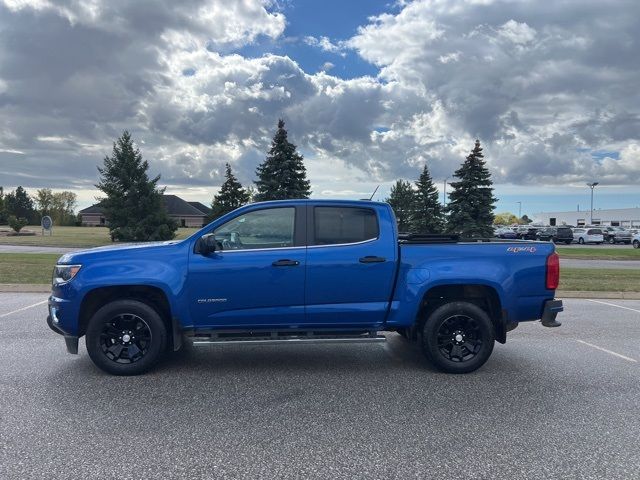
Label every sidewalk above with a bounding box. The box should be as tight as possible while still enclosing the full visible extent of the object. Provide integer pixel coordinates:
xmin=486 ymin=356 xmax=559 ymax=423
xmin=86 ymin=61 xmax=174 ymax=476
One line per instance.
xmin=2 ymin=284 xmax=639 ymax=299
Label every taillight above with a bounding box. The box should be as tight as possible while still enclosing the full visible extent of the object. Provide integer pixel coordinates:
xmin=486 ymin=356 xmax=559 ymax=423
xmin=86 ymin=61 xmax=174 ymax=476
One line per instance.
xmin=546 ymin=252 xmax=560 ymax=290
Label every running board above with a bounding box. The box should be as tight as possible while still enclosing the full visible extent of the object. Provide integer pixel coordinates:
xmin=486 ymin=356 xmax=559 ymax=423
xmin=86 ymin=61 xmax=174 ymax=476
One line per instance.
xmin=192 ymin=335 xmax=387 ymax=347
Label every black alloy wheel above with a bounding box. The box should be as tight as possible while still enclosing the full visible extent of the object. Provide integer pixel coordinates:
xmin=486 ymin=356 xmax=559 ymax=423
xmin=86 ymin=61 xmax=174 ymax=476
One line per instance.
xmin=435 ymin=314 xmax=483 ymax=363
xmin=421 ymin=302 xmax=495 ymax=374
xmin=86 ymin=299 xmax=167 ymax=375
xmin=99 ymin=313 xmax=152 ymax=364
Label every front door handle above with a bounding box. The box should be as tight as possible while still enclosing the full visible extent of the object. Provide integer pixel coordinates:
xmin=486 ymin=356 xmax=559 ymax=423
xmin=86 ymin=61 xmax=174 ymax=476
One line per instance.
xmin=359 ymin=256 xmax=386 ymax=263
xmin=272 ymin=259 xmax=300 ymax=267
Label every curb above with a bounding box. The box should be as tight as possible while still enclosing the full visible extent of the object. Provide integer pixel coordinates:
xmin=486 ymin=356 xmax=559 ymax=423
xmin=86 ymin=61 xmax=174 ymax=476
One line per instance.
xmin=556 ymin=290 xmax=640 ymax=300
xmin=0 ymin=284 xmax=51 ymax=293
xmin=1 ymin=285 xmax=639 ymax=300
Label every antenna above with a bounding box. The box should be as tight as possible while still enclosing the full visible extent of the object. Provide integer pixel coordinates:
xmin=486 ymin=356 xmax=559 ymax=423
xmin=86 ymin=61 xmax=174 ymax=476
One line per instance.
xmin=368 ymin=185 xmax=380 ymax=201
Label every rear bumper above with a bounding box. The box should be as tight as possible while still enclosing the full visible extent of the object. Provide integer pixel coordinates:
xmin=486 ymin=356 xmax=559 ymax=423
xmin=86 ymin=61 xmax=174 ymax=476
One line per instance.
xmin=541 ymin=299 xmax=563 ymax=327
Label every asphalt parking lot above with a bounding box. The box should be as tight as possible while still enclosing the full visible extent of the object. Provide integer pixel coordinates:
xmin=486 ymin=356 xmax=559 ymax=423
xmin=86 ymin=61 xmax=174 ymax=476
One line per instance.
xmin=1 ymin=294 xmax=639 ymax=479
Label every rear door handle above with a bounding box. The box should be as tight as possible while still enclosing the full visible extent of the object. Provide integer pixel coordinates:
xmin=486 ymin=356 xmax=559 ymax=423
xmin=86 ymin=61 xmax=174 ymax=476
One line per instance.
xmin=272 ymin=259 xmax=300 ymax=267
xmin=359 ymin=256 xmax=386 ymax=263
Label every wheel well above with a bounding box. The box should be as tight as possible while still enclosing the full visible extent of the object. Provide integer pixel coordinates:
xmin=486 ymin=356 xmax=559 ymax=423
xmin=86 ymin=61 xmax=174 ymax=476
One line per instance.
xmin=79 ymin=285 xmax=172 ymax=338
xmin=416 ymin=284 xmax=506 ymax=343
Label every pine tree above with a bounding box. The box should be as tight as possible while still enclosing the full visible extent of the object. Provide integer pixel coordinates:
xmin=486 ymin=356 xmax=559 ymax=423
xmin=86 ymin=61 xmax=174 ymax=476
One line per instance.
xmin=411 ymin=164 xmax=444 ymax=233
xmin=4 ymin=186 xmax=36 ymax=222
xmin=386 ymin=179 xmax=416 ymax=232
xmin=255 ymin=119 xmax=311 ymax=201
xmin=446 ymin=140 xmax=497 ymax=237
xmin=210 ymin=163 xmax=250 ymax=220
xmin=96 ymin=131 xmax=177 ymax=242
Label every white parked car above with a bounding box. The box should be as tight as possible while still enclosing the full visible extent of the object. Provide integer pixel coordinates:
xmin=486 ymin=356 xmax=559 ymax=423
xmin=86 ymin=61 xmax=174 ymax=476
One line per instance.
xmin=633 ymin=233 xmax=640 ymax=249
xmin=572 ymin=228 xmax=604 ymax=245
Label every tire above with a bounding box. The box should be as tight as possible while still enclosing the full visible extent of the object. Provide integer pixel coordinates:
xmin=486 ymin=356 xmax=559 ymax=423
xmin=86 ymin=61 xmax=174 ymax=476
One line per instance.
xmin=565 ymin=240 xmax=572 ymax=245
xmin=578 ymin=237 xmax=585 ymax=245
xmin=85 ymin=299 xmax=167 ymax=375
xmin=608 ymin=238 xmax=615 ymax=245
xmin=421 ymin=302 xmax=495 ymax=374
xmin=634 ymin=240 xmax=640 ymax=249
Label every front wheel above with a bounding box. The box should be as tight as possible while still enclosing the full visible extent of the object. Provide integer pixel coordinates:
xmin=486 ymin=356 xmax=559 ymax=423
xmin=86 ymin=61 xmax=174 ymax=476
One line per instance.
xmin=578 ymin=237 xmax=585 ymax=244
xmin=86 ymin=299 xmax=167 ymax=375
xmin=608 ymin=238 xmax=615 ymax=244
xmin=634 ymin=240 xmax=640 ymax=249
xmin=421 ymin=302 xmax=495 ymax=374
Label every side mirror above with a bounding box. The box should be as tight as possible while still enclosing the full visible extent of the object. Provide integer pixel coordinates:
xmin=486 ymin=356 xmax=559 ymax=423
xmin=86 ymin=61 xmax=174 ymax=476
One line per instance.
xmin=198 ymin=234 xmax=217 ymax=256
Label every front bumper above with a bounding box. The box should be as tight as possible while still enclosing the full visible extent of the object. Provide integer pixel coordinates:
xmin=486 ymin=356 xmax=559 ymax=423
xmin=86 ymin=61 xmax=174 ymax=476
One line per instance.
xmin=541 ymin=299 xmax=563 ymax=327
xmin=46 ymin=300 xmax=79 ymax=354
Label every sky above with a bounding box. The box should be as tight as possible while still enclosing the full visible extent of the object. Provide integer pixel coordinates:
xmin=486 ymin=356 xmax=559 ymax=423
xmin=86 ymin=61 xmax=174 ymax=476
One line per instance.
xmin=0 ymin=0 xmax=639 ymax=217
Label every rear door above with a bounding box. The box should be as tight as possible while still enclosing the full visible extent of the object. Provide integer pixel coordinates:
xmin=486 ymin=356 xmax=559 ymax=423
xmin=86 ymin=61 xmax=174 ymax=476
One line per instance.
xmin=304 ymin=204 xmax=397 ymax=327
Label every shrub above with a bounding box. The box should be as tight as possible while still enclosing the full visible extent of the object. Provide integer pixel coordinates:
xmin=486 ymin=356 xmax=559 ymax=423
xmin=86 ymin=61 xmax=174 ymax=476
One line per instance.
xmin=8 ymin=215 xmax=28 ymax=233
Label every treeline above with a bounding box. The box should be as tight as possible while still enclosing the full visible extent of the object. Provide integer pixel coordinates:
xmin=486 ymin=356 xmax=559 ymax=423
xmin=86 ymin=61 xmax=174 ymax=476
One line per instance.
xmin=2 ymin=119 xmax=498 ymax=242
xmin=0 ymin=186 xmax=78 ymax=230
xmin=386 ymin=140 xmax=496 ymax=238
xmin=93 ymin=120 xmax=312 ymax=242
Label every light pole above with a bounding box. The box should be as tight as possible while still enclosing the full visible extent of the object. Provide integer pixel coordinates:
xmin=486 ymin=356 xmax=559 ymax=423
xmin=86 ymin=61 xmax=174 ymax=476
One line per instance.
xmin=587 ymin=182 xmax=599 ymax=225
xmin=443 ymin=177 xmax=449 ymax=206
xmin=517 ymin=201 xmax=522 ymax=219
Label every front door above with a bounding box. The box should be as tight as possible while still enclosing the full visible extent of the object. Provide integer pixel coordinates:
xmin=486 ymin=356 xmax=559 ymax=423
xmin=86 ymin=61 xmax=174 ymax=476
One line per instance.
xmin=188 ymin=206 xmax=306 ymax=328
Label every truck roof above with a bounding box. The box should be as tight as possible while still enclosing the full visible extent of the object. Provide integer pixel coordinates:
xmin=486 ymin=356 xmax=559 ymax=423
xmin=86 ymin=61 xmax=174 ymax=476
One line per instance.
xmin=245 ymin=199 xmax=389 ymax=208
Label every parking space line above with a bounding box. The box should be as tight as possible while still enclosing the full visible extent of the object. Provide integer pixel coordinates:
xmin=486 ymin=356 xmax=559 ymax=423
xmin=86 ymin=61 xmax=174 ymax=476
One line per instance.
xmin=575 ymin=339 xmax=637 ymax=363
xmin=587 ymin=299 xmax=640 ymax=314
xmin=0 ymin=300 xmax=48 ymax=319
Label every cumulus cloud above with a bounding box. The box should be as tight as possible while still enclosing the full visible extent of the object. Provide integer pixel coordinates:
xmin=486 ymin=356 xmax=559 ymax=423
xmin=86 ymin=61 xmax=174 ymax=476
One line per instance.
xmin=0 ymin=0 xmax=639 ymax=204
xmin=347 ymin=0 xmax=640 ymax=184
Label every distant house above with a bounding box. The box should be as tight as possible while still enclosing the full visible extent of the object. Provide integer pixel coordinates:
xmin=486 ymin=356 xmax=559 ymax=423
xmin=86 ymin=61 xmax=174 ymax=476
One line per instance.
xmin=79 ymin=195 xmax=209 ymax=228
xmin=187 ymin=201 xmax=212 ymax=216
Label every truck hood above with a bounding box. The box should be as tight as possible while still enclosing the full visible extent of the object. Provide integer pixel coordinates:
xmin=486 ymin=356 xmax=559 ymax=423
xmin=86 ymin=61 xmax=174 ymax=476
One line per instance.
xmin=57 ymin=240 xmax=184 ymax=264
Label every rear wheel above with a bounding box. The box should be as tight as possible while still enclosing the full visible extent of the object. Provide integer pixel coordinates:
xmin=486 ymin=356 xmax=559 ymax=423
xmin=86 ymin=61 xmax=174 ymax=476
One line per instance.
xmin=421 ymin=302 xmax=495 ymax=374
xmin=85 ymin=299 xmax=167 ymax=375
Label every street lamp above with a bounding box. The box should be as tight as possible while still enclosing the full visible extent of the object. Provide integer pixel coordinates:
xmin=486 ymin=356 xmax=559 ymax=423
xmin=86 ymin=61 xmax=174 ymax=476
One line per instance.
xmin=443 ymin=177 xmax=449 ymax=206
xmin=587 ymin=182 xmax=599 ymax=225
xmin=517 ymin=201 xmax=522 ymax=219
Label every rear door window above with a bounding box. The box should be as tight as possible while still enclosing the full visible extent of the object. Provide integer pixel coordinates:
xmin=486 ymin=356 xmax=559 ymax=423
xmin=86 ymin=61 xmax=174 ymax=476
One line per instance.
xmin=587 ymin=229 xmax=602 ymax=235
xmin=313 ymin=207 xmax=378 ymax=245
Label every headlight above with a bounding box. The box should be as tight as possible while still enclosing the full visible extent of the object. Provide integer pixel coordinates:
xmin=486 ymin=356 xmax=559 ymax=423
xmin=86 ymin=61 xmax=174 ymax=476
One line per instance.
xmin=52 ymin=264 xmax=82 ymax=286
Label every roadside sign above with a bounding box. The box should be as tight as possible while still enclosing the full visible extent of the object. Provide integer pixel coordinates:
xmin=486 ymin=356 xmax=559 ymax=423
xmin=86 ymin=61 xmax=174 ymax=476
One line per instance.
xmin=41 ymin=215 xmax=53 ymax=236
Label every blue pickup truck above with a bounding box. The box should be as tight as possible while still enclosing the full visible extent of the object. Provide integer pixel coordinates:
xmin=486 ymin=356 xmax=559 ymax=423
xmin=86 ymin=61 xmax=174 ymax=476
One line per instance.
xmin=47 ymin=200 xmax=562 ymax=375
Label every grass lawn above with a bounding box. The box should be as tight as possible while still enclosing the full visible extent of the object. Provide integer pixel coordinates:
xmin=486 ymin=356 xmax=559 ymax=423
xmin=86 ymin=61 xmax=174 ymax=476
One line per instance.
xmin=560 ymin=267 xmax=640 ymax=292
xmin=0 ymin=253 xmax=60 ymax=284
xmin=0 ymin=225 xmax=195 ymax=248
xmin=556 ymin=246 xmax=640 ymax=261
